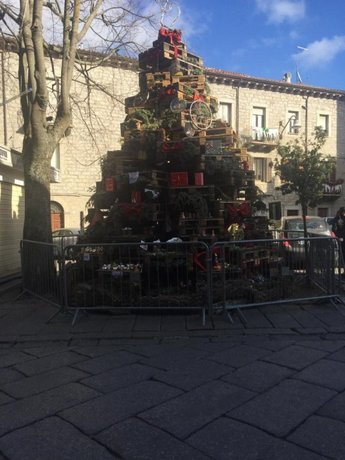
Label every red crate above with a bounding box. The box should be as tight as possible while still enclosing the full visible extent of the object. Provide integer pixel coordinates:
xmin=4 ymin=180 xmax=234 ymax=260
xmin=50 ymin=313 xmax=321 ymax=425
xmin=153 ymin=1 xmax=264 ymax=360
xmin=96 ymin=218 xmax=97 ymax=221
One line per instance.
xmin=105 ymin=177 xmax=117 ymax=192
xmin=169 ymin=172 xmax=188 ymax=187
xmin=194 ymin=172 xmax=204 ymax=186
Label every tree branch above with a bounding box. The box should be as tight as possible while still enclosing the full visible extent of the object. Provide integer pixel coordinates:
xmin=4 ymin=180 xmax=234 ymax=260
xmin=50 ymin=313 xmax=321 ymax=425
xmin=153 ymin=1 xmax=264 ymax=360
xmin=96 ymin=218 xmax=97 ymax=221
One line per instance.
xmin=77 ymin=0 xmax=103 ymax=42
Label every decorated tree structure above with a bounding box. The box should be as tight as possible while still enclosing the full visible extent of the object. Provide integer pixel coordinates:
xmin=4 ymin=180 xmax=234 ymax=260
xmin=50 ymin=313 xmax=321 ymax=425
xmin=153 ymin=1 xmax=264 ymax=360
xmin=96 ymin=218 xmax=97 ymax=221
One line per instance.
xmin=85 ymin=27 xmax=259 ymax=243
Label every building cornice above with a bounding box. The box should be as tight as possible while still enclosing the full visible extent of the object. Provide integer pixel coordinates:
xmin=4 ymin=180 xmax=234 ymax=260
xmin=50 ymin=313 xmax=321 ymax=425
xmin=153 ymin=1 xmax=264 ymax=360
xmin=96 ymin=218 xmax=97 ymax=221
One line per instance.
xmin=205 ymin=67 xmax=345 ymax=100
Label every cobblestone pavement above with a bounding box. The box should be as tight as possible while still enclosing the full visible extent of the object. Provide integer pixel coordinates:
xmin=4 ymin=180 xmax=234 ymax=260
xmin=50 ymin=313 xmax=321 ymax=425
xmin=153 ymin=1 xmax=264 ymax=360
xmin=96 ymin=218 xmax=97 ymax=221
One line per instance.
xmin=1 ymin=289 xmax=345 ymax=459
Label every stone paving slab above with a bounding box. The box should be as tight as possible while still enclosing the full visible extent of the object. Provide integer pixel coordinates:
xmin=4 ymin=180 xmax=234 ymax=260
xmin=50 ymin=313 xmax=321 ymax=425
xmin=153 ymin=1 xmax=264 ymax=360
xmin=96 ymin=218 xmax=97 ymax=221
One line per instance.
xmin=0 ymin=351 xmax=35 ymax=368
xmin=262 ymin=344 xmax=328 ymax=370
xmin=13 ymin=350 xmax=87 ymax=376
xmin=72 ymin=350 xmax=141 ymax=374
xmin=0 ymin=368 xmax=25 ymax=385
xmin=140 ymin=380 xmax=255 ymax=439
xmin=207 ymin=343 xmax=273 ymax=368
xmin=0 ymin=382 xmax=100 ymax=437
xmin=138 ymin=347 xmax=211 ymax=371
xmin=221 ymin=360 xmax=294 ymax=392
xmin=228 ymin=379 xmax=336 ymax=437
xmin=80 ymin=363 xmax=157 ymax=394
xmin=293 ymin=358 xmax=345 ymax=391
xmin=0 ymin=393 xmax=14 ymax=406
xmin=0 ymin=366 xmax=89 ymax=399
xmin=153 ymin=358 xmax=232 ymax=391
xmin=0 ymin=416 xmax=116 ymax=460
xmin=327 ymin=346 xmax=345 ymax=363
xmin=317 ymin=390 xmax=345 ymax=423
xmin=59 ymin=380 xmax=182 ymax=435
xmin=287 ymin=414 xmax=345 ymax=459
xmin=186 ymin=417 xmax=325 ymax=460
xmin=96 ymin=417 xmax=210 ymax=460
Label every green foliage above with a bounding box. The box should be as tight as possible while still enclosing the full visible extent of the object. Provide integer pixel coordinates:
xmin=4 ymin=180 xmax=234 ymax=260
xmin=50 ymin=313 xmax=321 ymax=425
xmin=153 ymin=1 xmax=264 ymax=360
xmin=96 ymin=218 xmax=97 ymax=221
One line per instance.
xmin=125 ymin=109 xmax=160 ymax=129
xmin=275 ymin=127 xmax=333 ymax=210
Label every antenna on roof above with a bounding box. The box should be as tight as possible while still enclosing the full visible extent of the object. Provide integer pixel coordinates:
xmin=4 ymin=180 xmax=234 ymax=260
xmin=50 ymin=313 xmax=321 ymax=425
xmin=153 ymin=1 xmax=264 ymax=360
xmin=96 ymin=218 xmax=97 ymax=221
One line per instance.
xmin=297 ymin=45 xmax=308 ymax=51
xmin=295 ymin=46 xmax=308 ymax=83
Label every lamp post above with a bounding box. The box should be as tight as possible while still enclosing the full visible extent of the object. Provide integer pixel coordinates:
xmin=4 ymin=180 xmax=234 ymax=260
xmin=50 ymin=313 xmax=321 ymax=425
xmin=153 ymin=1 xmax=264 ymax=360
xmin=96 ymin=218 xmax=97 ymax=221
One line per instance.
xmin=302 ymin=95 xmax=309 ymax=147
xmin=279 ymin=115 xmax=301 ymax=139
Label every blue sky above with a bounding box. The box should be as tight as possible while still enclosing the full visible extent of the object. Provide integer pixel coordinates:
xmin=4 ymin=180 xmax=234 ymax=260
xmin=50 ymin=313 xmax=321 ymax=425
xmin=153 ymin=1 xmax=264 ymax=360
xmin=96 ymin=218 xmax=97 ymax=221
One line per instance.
xmin=164 ymin=0 xmax=345 ymax=90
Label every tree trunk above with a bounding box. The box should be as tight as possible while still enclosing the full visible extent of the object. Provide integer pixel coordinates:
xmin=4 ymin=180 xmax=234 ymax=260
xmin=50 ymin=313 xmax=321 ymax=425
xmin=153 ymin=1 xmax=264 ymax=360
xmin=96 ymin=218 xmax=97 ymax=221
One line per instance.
xmin=22 ymin=134 xmax=54 ymax=243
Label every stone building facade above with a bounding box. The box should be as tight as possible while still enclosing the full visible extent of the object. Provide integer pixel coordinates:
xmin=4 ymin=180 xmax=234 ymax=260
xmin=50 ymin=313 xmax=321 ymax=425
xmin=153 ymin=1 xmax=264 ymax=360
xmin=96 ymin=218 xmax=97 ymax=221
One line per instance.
xmin=1 ymin=43 xmax=345 ymax=238
xmin=208 ymin=68 xmax=345 ymax=219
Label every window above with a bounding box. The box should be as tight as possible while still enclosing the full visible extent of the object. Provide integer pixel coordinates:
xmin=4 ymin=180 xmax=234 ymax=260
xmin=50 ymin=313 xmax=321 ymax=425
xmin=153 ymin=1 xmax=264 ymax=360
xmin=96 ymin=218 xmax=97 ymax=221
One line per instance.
xmin=254 ymin=158 xmax=268 ymax=182
xmin=218 ymin=102 xmax=232 ymax=125
xmin=286 ymin=209 xmax=299 ymax=216
xmin=317 ymin=208 xmax=329 ymax=218
xmin=318 ymin=114 xmax=329 ymax=135
xmin=288 ymin=110 xmax=299 ymax=134
xmin=51 ymin=144 xmax=60 ymax=170
xmin=252 ymin=107 xmax=266 ymax=128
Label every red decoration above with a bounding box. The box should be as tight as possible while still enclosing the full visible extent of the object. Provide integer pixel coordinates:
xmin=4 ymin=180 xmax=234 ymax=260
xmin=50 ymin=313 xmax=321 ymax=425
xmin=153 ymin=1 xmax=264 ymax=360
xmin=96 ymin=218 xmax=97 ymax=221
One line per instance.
xmin=226 ymin=202 xmax=251 ymax=224
xmin=194 ymin=172 xmax=204 ymax=186
xmin=158 ymin=27 xmax=182 ymax=58
xmin=161 ymin=142 xmax=182 ymax=153
xmin=105 ymin=177 xmax=116 ymax=192
xmin=169 ymin=172 xmax=188 ymax=187
xmin=131 ymin=191 xmax=142 ymax=204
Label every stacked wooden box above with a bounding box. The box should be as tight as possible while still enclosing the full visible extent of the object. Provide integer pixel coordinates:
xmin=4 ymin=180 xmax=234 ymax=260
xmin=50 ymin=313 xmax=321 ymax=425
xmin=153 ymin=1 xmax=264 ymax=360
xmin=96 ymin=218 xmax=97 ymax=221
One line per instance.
xmin=87 ymin=27 xmax=258 ymax=241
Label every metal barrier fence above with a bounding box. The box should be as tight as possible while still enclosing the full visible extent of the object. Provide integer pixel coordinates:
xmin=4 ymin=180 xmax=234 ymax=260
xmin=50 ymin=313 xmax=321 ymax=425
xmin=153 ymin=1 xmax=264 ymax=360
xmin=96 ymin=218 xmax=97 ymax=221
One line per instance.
xmin=61 ymin=241 xmax=210 ymax=325
xmin=210 ymin=236 xmax=343 ymax=322
xmin=52 ymin=235 xmax=79 ymax=255
xmin=20 ymin=240 xmax=63 ymax=308
xmin=20 ymin=236 xmax=344 ymax=325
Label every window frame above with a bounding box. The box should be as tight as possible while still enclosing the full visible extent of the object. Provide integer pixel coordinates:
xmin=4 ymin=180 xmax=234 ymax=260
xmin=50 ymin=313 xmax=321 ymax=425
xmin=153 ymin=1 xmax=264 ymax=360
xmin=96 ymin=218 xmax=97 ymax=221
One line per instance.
xmin=253 ymin=157 xmax=268 ymax=182
xmin=218 ymin=102 xmax=232 ymax=125
xmin=318 ymin=113 xmax=330 ymax=136
xmin=252 ymin=106 xmax=266 ymax=129
xmin=287 ymin=110 xmax=300 ymax=134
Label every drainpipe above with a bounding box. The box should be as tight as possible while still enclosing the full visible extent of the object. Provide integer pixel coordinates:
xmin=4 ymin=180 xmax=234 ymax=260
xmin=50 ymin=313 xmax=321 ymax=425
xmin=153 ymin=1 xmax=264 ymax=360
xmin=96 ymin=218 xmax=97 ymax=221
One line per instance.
xmin=235 ymin=81 xmax=240 ymax=135
xmin=1 ymin=50 xmax=8 ymax=145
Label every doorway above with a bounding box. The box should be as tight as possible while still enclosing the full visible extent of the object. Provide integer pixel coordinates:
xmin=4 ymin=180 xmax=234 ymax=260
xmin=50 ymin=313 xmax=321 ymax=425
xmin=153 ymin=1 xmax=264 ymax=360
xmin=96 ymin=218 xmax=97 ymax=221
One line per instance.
xmin=50 ymin=201 xmax=64 ymax=231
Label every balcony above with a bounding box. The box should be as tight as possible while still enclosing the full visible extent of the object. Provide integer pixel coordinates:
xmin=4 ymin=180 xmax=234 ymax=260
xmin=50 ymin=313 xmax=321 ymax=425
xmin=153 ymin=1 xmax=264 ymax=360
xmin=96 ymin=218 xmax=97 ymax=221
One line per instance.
xmin=242 ymin=128 xmax=279 ymax=152
xmin=322 ymin=182 xmax=343 ymax=198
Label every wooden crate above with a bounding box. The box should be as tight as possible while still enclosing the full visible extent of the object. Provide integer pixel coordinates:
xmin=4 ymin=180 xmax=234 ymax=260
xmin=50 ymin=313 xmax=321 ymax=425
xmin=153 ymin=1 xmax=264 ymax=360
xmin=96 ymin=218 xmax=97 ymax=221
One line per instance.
xmin=146 ymin=71 xmax=172 ymax=89
xmin=173 ymin=82 xmax=206 ymax=99
xmin=171 ymin=74 xmax=205 ymax=84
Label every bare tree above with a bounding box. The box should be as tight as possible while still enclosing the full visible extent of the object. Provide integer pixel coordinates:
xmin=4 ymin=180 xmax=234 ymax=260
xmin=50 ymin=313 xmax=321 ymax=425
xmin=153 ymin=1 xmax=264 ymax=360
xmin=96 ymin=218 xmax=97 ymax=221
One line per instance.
xmin=0 ymin=0 xmax=157 ymax=242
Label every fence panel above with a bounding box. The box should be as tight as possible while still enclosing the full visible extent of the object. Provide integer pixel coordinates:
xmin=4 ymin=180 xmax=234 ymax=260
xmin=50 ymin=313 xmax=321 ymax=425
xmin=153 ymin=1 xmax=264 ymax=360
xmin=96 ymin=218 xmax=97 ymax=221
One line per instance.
xmin=21 ymin=236 xmax=343 ymax=324
xmin=62 ymin=241 xmax=210 ymax=324
xmin=210 ymin=237 xmax=342 ymax=319
xmin=20 ymin=240 xmax=63 ymax=307
xmin=52 ymin=235 xmax=79 ymax=255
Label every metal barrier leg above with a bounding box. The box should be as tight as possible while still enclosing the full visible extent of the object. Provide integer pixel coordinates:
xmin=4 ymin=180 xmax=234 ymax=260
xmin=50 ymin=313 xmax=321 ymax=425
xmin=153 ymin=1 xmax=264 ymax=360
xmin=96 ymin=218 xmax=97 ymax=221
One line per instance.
xmin=236 ymin=307 xmax=247 ymax=324
xmin=71 ymin=308 xmax=80 ymax=327
xmin=225 ymin=310 xmax=234 ymax=324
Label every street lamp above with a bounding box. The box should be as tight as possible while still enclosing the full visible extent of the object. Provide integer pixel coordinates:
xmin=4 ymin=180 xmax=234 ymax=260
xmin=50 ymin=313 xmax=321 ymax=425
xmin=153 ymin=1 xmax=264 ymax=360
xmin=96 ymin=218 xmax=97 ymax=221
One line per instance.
xmin=279 ymin=115 xmax=302 ymax=139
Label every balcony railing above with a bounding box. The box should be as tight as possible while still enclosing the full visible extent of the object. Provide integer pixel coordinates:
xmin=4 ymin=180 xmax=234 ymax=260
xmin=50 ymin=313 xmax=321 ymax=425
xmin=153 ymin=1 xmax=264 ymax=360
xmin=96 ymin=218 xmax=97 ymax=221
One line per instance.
xmin=241 ymin=128 xmax=279 ymax=144
xmin=323 ymin=183 xmax=342 ymax=195
xmin=251 ymin=128 xmax=279 ymax=142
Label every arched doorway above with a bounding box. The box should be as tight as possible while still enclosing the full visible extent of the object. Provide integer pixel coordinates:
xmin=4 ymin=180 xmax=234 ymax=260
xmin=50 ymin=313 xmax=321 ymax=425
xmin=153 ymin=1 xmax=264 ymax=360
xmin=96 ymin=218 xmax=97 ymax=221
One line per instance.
xmin=51 ymin=201 xmax=64 ymax=231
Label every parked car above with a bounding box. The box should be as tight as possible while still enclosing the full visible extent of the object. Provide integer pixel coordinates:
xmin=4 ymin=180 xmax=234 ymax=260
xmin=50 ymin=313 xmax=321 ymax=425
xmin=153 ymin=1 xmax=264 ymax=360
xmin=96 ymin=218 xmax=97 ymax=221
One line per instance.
xmin=52 ymin=228 xmax=80 ymax=254
xmin=279 ymin=216 xmax=338 ymax=267
xmin=324 ymin=217 xmax=335 ymax=232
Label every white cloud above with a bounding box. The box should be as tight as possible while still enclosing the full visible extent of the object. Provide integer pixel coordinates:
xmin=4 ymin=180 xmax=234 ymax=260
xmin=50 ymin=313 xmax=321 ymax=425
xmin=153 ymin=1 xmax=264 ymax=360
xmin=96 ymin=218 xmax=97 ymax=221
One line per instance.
xmin=293 ymin=35 xmax=345 ymax=69
xmin=256 ymin=0 xmax=305 ymax=23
